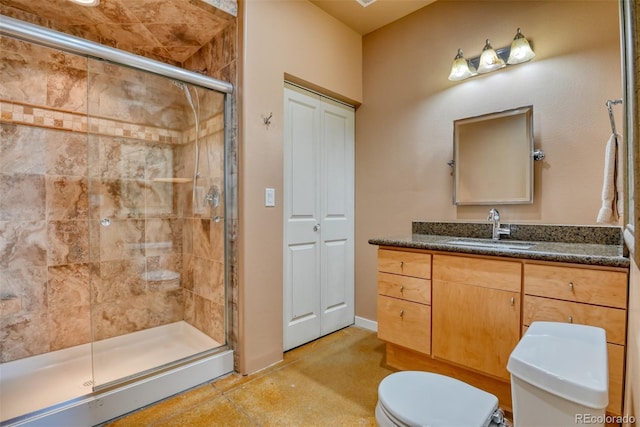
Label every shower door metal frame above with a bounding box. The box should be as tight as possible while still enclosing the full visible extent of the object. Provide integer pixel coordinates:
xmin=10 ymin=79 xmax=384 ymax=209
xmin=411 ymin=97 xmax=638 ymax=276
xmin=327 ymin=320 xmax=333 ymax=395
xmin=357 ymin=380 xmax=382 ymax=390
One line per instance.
xmin=0 ymin=15 xmax=232 ymax=94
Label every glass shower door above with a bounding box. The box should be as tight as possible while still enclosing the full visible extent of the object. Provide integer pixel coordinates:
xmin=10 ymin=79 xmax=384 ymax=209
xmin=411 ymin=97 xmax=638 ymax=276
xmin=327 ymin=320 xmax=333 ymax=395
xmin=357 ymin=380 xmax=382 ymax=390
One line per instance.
xmin=86 ymin=58 xmax=227 ymax=388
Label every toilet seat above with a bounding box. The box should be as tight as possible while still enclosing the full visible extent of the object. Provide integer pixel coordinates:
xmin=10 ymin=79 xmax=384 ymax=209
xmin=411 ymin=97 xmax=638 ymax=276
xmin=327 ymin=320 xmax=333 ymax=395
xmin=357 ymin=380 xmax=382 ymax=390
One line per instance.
xmin=376 ymin=371 xmax=499 ymax=427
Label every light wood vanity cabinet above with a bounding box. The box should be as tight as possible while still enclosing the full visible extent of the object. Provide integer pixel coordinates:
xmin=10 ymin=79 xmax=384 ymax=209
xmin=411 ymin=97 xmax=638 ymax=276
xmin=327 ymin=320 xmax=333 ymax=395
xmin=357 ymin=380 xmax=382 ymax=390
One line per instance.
xmin=432 ymin=254 xmax=521 ymax=381
xmin=377 ymin=249 xmax=432 ymax=355
xmin=523 ymin=262 xmax=628 ymax=416
xmin=375 ymin=246 xmax=629 ymax=416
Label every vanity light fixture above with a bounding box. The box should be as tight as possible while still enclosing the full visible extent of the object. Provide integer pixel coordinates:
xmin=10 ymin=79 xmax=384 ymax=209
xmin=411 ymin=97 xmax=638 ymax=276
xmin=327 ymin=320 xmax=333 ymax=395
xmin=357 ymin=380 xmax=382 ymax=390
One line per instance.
xmin=448 ymin=28 xmax=535 ymax=81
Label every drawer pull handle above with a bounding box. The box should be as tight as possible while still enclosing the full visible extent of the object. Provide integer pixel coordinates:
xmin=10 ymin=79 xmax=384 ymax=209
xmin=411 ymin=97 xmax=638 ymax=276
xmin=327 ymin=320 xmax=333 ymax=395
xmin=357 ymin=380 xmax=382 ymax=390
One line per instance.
xmin=399 ymin=310 xmax=404 ymax=318
xmin=510 ymin=297 xmax=515 ymax=306
xmin=400 ymin=261 xmax=404 ymax=270
xmin=568 ymin=315 xmax=573 ymax=323
xmin=568 ymin=282 xmax=574 ymax=291
xmin=400 ymin=285 xmax=404 ymax=293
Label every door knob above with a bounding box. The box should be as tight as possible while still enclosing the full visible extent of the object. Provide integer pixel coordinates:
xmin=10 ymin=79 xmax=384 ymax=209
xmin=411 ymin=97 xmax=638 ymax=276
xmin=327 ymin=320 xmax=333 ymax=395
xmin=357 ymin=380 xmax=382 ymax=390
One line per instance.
xmin=313 ymin=224 xmax=320 ymax=232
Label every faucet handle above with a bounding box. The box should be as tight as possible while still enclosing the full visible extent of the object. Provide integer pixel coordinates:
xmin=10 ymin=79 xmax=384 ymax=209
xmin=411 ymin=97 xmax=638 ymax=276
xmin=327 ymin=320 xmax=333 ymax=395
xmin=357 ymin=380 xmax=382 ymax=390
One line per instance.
xmin=499 ymin=225 xmax=511 ymax=236
xmin=487 ymin=208 xmax=500 ymax=221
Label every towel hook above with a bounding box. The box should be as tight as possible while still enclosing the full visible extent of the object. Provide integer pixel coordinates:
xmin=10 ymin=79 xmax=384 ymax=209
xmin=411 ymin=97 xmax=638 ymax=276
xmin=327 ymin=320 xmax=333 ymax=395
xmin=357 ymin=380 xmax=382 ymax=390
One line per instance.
xmin=263 ymin=112 xmax=273 ymax=127
xmin=605 ymin=99 xmax=622 ymax=135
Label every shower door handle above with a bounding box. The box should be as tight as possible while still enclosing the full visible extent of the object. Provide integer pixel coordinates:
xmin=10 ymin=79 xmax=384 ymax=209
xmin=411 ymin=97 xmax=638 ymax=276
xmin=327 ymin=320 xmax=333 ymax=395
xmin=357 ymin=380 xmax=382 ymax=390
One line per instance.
xmin=204 ymin=185 xmax=221 ymax=208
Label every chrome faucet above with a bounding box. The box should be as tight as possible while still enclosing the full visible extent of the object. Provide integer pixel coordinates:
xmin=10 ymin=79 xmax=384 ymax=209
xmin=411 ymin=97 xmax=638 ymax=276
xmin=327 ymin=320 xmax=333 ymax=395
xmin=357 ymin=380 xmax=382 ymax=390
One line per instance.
xmin=487 ymin=208 xmax=510 ymax=241
xmin=204 ymin=185 xmax=220 ymax=209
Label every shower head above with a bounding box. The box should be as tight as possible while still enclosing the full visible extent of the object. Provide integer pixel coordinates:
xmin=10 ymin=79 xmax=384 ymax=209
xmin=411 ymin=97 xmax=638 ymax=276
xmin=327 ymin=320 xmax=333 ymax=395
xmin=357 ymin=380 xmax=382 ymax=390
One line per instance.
xmin=170 ymin=79 xmax=186 ymax=89
xmin=171 ymin=78 xmax=201 ymax=209
xmin=173 ymin=79 xmax=197 ymax=113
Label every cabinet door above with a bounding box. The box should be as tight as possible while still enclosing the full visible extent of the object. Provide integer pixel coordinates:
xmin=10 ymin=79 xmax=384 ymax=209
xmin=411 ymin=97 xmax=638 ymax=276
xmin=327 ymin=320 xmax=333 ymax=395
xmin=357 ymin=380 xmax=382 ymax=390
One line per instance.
xmin=608 ymin=343 xmax=625 ymax=416
xmin=432 ymin=281 xmax=520 ymax=380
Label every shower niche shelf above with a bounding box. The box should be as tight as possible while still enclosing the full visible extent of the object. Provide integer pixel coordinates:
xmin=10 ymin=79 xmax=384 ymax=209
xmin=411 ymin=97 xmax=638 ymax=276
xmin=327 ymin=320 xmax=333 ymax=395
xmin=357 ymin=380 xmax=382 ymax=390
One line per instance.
xmin=0 ymin=294 xmax=22 ymax=317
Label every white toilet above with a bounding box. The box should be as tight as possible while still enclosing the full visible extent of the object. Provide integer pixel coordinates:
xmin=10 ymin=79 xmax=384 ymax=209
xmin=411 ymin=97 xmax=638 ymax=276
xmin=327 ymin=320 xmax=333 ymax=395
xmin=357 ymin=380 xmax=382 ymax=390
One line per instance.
xmin=375 ymin=322 xmax=609 ymax=427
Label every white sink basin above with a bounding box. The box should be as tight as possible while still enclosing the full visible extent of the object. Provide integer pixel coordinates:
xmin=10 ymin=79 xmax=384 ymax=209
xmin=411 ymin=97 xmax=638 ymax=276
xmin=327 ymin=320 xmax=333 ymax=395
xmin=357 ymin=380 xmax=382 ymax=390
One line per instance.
xmin=445 ymin=239 xmax=535 ymax=250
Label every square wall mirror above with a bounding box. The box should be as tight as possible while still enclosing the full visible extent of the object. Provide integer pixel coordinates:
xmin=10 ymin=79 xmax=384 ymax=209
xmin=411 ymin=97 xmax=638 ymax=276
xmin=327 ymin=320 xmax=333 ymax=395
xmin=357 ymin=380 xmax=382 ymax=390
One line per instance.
xmin=453 ymin=105 xmax=534 ymax=205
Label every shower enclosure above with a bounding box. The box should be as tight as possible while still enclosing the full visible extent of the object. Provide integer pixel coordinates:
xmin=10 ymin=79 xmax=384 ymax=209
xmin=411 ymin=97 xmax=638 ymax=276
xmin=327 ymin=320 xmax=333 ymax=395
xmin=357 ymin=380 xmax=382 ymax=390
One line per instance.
xmin=0 ymin=17 xmax=233 ymax=426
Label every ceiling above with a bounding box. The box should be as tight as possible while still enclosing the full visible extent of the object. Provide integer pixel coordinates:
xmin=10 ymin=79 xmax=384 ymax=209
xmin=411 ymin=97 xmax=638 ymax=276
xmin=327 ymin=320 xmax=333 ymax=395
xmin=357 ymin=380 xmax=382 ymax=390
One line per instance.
xmin=309 ymin=0 xmax=435 ymax=35
xmin=0 ymin=0 xmax=432 ymax=65
xmin=0 ymin=0 xmax=233 ymax=64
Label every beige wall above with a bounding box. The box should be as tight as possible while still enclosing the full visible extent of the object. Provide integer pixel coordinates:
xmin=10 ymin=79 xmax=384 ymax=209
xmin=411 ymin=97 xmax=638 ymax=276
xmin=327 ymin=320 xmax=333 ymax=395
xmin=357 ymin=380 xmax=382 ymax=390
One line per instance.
xmin=355 ymin=0 xmax=622 ymax=321
xmin=239 ymin=0 xmax=624 ymax=375
xmin=239 ymin=0 xmax=362 ymax=374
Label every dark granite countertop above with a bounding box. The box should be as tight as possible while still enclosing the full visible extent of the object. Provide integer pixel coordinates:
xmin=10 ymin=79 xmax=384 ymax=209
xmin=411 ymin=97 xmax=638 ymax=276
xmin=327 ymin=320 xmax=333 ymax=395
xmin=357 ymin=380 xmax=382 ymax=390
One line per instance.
xmin=368 ymin=222 xmax=629 ymax=268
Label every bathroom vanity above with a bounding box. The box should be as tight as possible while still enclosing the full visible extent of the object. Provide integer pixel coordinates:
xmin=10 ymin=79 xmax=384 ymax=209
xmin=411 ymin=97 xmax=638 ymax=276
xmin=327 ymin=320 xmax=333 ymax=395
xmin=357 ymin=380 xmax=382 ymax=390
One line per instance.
xmin=370 ymin=222 xmax=629 ymax=416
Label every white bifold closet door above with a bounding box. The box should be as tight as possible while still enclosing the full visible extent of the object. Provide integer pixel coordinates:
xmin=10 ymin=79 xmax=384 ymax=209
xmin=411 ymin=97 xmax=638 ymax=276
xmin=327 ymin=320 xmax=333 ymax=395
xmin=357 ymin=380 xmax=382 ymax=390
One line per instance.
xmin=283 ymin=83 xmax=355 ymax=351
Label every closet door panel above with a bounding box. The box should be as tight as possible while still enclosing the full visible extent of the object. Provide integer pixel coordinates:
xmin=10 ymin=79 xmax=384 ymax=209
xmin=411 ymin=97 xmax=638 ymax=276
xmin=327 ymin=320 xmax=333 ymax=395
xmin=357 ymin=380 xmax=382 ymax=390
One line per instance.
xmin=319 ymin=98 xmax=354 ymax=335
xmin=284 ymin=87 xmax=322 ymax=350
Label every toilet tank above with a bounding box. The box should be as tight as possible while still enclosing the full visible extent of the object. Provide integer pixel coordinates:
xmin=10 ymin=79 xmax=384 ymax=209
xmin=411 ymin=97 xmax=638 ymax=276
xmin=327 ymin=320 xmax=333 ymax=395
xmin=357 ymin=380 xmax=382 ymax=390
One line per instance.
xmin=507 ymin=321 xmax=608 ymax=427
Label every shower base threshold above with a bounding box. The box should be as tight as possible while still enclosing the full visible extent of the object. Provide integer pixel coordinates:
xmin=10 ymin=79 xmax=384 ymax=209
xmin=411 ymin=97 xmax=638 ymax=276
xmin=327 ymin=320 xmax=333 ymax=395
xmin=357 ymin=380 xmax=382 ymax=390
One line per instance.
xmin=0 ymin=321 xmax=233 ymax=426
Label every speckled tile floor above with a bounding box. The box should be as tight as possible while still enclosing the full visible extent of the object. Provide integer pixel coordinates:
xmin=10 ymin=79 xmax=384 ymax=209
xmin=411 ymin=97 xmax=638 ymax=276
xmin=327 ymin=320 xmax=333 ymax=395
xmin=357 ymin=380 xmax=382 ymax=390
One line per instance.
xmin=104 ymin=326 xmax=395 ymax=426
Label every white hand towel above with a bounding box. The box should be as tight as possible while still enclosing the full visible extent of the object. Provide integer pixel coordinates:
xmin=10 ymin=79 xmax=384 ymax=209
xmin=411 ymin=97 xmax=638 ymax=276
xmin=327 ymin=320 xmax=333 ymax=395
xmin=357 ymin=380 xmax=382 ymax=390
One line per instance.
xmin=596 ymin=133 xmax=622 ymax=223
xmin=615 ymin=134 xmax=624 ymax=217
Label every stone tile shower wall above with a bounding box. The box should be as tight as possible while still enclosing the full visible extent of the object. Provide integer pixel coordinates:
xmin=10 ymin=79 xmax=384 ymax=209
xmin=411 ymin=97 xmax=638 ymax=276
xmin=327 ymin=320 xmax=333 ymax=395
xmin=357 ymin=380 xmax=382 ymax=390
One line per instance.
xmin=178 ymin=88 xmax=226 ymax=345
xmin=183 ymin=13 xmax=238 ymax=367
xmin=0 ymin=36 xmax=226 ymax=363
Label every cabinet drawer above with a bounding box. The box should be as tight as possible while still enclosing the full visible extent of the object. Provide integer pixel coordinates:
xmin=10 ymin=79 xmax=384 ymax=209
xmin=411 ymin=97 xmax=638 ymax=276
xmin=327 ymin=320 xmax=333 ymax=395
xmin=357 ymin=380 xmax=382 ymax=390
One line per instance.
xmin=433 ymin=254 xmax=521 ymax=292
xmin=608 ymin=343 xmax=624 ymax=416
xmin=524 ymin=264 xmax=627 ymax=308
xmin=378 ymin=272 xmax=431 ymax=305
xmin=378 ymin=249 xmax=431 ymax=279
xmin=378 ymin=295 xmax=431 ymax=354
xmin=523 ymin=295 xmax=626 ymax=345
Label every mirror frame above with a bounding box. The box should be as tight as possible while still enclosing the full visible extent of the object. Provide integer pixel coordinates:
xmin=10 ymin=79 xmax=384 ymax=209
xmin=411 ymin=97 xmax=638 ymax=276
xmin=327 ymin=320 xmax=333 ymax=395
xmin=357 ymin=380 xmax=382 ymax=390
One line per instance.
xmin=453 ymin=105 xmax=534 ymax=205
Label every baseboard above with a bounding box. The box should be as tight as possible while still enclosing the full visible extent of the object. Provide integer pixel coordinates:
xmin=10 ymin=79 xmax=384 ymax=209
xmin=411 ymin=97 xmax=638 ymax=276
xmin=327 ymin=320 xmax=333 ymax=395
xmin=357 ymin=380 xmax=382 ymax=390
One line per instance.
xmin=354 ymin=316 xmax=377 ymax=332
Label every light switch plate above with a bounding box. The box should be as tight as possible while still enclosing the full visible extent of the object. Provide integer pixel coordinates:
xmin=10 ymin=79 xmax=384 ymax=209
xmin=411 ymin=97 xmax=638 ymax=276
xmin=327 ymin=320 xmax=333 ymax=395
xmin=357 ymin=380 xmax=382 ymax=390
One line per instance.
xmin=265 ymin=188 xmax=275 ymax=207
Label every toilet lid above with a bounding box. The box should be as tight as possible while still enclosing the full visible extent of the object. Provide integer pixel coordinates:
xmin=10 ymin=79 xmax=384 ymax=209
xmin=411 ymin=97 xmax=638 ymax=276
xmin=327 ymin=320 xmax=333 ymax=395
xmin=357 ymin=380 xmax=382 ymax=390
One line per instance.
xmin=377 ymin=371 xmax=498 ymax=427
